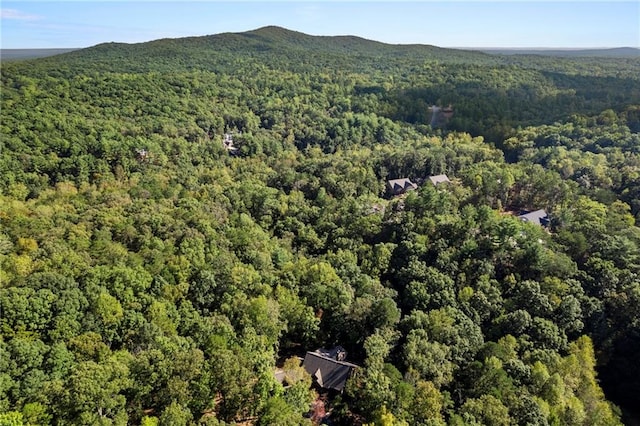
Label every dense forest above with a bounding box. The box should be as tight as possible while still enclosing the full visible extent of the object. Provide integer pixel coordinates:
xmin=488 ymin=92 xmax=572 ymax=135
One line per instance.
xmin=1 ymin=26 xmax=639 ymax=425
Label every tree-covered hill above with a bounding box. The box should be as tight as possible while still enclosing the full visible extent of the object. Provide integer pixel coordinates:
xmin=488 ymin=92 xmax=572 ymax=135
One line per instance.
xmin=22 ymin=26 xmax=637 ymax=143
xmin=56 ymin=25 xmax=494 ymax=69
xmin=1 ymin=26 xmax=639 ymax=425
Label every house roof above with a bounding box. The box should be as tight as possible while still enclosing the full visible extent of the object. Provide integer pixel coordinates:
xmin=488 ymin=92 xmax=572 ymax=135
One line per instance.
xmin=315 ymin=346 xmax=347 ymax=361
xmin=518 ymin=209 xmax=549 ymax=226
xmin=387 ymin=178 xmax=418 ymax=194
xmin=428 ymin=174 xmax=451 ymax=185
xmin=302 ymin=351 xmax=358 ymax=392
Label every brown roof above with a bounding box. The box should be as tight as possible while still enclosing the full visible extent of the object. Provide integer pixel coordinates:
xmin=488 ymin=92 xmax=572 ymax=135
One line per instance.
xmin=387 ymin=178 xmax=418 ymax=195
xmin=428 ymin=174 xmax=451 ymax=185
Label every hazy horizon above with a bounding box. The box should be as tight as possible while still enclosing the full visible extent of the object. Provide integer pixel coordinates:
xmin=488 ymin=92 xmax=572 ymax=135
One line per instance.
xmin=2 ymin=2 xmax=639 ymax=50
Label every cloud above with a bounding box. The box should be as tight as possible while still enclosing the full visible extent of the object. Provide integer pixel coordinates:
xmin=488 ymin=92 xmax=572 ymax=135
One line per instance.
xmin=1 ymin=9 xmax=42 ymax=21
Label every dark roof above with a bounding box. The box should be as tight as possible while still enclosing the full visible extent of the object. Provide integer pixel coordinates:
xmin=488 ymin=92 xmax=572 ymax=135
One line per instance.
xmin=302 ymin=351 xmax=357 ymax=392
xmin=428 ymin=174 xmax=450 ymax=185
xmin=387 ymin=178 xmax=418 ymax=195
xmin=315 ymin=346 xmax=347 ymax=361
xmin=518 ymin=209 xmax=549 ymax=226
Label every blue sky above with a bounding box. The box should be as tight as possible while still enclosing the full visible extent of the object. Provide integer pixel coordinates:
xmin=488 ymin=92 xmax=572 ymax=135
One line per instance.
xmin=1 ymin=1 xmax=639 ymax=49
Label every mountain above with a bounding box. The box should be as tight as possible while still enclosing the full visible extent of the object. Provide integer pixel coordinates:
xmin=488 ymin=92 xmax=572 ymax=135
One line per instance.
xmin=242 ymin=26 xmax=485 ymax=58
xmin=46 ymin=25 xmax=495 ymax=75
xmin=23 ymin=26 xmax=633 ymax=82
xmin=96 ymin=25 xmax=487 ymax=58
xmin=4 ymin=27 xmax=637 ymax=64
xmin=4 ymin=26 xmax=639 ymax=151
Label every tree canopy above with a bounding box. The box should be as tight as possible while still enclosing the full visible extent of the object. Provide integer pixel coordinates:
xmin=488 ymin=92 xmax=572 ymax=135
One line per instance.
xmin=1 ymin=26 xmax=638 ymax=425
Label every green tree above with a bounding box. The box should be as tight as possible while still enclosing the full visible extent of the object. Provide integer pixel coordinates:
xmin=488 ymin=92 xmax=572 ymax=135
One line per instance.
xmin=159 ymin=401 xmax=193 ymax=426
xmin=460 ymin=394 xmax=511 ymax=426
xmin=403 ymin=329 xmax=454 ymax=387
xmin=61 ymin=354 xmax=132 ymax=425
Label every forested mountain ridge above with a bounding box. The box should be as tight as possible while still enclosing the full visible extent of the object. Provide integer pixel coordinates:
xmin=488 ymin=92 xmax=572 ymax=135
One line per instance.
xmin=13 ymin=26 xmax=640 ymax=149
xmin=60 ymin=25 xmax=492 ymax=67
xmin=1 ymin=26 xmax=639 ymax=425
xmin=30 ymin=25 xmax=640 ymax=78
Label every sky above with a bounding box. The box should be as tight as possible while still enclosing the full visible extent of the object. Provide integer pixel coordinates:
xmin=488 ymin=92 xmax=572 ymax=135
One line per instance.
xmin=1 ymin=1 xmax=639 ymax=49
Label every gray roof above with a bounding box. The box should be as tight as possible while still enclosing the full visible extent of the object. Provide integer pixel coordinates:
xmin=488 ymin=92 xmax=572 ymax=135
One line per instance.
xmin=302 ymin=351 xmax=357 ymax=392
xmin=518 ymin=209 xmax=549 ymax=226
xmin=316 ymin=346 xmax=347 ymax=361
xmin=428 ymin=174 xmax=451 ymax=185
xmin=387 ymin=178 xmax=418 ymax=194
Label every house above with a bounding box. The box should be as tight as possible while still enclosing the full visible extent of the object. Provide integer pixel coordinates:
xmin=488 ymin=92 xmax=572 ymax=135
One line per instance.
xmin=442 ymin=105 xmax=454 ymax=119
xmin=302 ymin=346 xmax=358 ymax=392
xmin=429 ymin=104 xmax=454 ymax=128
xmin=135 ymin=148 xmax=148 ymax=161
xmin=518 ymin=209 xmax=550 ymax=227
xmin=428 ymin=174 xmax=451 ymax=186
xmin=387 ymin=178 xmax=418 ymax=196
xmin=223 ymin=133 xmax=239 ymax=154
